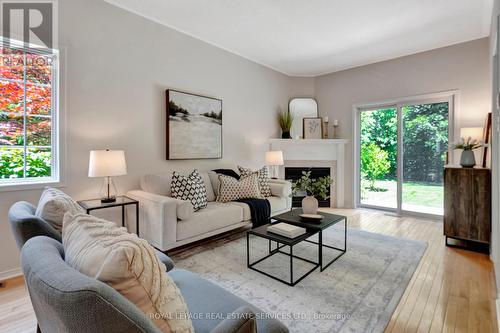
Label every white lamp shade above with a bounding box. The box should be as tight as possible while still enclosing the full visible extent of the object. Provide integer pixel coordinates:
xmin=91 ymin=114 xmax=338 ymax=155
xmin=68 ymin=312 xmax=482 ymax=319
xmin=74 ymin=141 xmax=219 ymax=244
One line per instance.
xmin=88 ymin=150 xmax=127 ymax=177
xmin=265 ymin=151 xmax=284 ymax=166
xmin=460 ymin=127 xmax=483 ymax=141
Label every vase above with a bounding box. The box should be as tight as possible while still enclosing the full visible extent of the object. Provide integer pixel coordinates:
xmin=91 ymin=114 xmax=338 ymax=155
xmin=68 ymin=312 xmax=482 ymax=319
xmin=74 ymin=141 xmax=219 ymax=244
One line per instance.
xmin=302 ymin=196 xmax=319 ymax=214
xmin=460 ymin=150 xmax=476 ymax=168
xmin=281 ymin=131 xmax=291 ymax=139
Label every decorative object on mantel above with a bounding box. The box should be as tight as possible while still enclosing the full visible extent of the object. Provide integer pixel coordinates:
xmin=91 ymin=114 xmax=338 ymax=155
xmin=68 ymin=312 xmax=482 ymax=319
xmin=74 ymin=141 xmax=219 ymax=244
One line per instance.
xmin=322 ymin=116 xmax=329 ymax=139
xmin=265 ymin=150 xmax=284 ymax=179
xmin=332 ymin=119 xmax=339 ymax=139
xmin=289 ymin=97 xmax=318 ymax=138
xmin=481 ymin=112 xmax=492 ymax=168
xmin=88 ymin=149 xmax=127 ymax=203
xmin=277 ymin=109 xmax=293 ymax=139
xmin=303 ymin=117 xmax=323 ymax=139
xmin=166 ymin=89 xmax=222 ymax=160
xmin=291 ymin=170 xmax=332 ymax=214
xmin=454 ymin=128 xmax=483 ymax=168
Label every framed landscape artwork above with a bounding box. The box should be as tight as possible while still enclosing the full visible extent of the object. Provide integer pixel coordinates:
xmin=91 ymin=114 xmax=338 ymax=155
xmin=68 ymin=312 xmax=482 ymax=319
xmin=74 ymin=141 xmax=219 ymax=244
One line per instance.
xmin=303 ymin=117 xmax=323 ymax=139
xmin=166 ymin=89 xmax=222 ymax=160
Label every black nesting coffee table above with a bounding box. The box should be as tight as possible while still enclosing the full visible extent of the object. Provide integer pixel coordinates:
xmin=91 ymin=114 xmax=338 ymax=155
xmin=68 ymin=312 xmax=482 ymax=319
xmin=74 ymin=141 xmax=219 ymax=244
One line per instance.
xmin=247 ymin=209 xmax=347 ymax=286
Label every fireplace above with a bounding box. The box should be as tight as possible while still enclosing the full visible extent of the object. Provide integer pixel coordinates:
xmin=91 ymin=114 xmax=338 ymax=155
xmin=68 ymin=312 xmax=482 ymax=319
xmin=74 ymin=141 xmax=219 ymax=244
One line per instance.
xmin=285 ymin=167 xmax=331 ymax=208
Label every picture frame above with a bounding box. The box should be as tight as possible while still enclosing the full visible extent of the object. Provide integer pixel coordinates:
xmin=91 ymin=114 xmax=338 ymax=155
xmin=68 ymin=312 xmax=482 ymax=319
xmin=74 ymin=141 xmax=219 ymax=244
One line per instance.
xmin=303 ymin=117 xmax=323 ymax=139
xmin=481 ymin=112 xmax=492 ymax=168
xmin=166 ymin=89 xmax=223 ymax=160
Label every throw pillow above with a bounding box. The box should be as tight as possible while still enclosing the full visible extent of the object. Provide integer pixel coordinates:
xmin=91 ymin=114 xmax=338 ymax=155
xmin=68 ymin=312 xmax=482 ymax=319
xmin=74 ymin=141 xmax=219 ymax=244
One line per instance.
xmin=35 ymin=186 xmax=85 ymax=232
xmin=217 ymin=173 xmax=263 ymax=203
xmin=238 ymin=166 xmax=272 ymax=197
xmin=63 ymin=213 xmax=194 ymax=333
xmin=171 ymin=170 xmax=208 ymax=211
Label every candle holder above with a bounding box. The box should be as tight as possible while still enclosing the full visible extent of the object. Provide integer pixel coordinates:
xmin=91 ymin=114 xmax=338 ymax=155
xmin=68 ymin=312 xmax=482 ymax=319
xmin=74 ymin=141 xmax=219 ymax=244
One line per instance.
xmin=323 ymin=121 xmax=329 ymax=139
xmin=333 ymin=122 xmax=339 ymax=139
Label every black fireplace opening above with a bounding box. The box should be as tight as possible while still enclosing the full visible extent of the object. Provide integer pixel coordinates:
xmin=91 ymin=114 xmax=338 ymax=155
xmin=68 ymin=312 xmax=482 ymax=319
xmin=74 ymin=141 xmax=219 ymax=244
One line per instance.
xmin=285 ymin=167 xmax=331 ymax=208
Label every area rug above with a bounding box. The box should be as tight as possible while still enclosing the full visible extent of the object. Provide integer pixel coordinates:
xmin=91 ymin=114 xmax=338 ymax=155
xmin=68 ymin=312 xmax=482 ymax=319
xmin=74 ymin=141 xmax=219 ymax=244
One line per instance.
xmin=174 ymin=227 xmax=426 ymax=333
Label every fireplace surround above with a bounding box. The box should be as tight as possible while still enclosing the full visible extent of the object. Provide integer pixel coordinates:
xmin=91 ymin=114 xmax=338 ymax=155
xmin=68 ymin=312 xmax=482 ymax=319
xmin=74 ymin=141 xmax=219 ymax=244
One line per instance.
xmin=269 ymin=139 xmax=348 ymax=207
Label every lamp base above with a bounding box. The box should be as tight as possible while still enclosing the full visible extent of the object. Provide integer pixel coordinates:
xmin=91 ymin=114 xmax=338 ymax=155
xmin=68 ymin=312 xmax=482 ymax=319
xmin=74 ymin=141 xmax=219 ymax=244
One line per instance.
xmin=101 ymin=196 xmax=116 ymax=203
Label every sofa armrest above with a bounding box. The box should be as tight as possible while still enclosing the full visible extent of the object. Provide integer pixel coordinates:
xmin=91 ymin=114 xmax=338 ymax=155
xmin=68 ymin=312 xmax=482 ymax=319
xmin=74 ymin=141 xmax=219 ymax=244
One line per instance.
xmin=268 ymin=179 xmax=292 ymax=198
xmin=210 ymin=306 xmax=257 ymax=333
xmin=127 ymin=190 xmax=188 ymax=251
xmin=154 ymin=249 xmax=175 ymax=271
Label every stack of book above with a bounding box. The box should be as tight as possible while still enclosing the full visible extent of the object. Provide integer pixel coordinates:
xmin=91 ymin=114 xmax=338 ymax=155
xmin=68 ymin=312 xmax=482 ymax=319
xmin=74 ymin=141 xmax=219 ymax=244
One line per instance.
xmin=267 ymin=223 xmax=306 ymax=238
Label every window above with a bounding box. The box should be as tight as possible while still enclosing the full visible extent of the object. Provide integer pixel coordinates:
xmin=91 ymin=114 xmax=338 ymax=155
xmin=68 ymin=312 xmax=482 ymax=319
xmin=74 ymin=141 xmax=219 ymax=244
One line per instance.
xmin=0 ymin=40 xmax=59 ymax=186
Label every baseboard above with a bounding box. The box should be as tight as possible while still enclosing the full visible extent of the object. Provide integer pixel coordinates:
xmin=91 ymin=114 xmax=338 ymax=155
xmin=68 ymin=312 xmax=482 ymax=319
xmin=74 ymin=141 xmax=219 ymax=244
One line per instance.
xmin=497 ymin=296 xmax=500 ymax=331
xmin=0 ymin=267 xmax=22 ymax=281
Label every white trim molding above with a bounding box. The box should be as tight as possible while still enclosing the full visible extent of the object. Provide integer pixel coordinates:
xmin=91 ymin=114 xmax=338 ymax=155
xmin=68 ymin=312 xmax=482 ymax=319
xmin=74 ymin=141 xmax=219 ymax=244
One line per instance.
xmin=0 ymin=267 xmax=22 ymax=281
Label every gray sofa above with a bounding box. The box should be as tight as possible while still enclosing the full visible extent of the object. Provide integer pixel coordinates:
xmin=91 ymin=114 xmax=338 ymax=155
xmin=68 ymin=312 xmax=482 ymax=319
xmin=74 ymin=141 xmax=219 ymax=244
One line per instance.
xmin=10 ymin=201 xmax=288 ymax=333
xmin=22 ymin=236 xmax=288 ymax=333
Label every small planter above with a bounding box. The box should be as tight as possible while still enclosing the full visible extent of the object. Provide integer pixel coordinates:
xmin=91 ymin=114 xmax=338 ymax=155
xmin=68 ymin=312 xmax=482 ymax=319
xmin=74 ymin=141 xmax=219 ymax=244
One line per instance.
xmin=281 ymin=131 xmax=291 ymax=139
xmin=460 ymin=150 xmax=476 ymax=168
xmin=302 ymin=196 xmax=319 ymax=214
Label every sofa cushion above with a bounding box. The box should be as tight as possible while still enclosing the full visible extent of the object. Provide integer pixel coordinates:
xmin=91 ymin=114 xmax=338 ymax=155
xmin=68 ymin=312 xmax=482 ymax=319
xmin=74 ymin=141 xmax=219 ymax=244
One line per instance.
xmin=217 ymin=174 xmax=262 ymax=203
xmin=238 ymin=166 xmax=272 ymax=197
xmin=170 ymin=269 xmax=288 ymax=333
xmin=141 ymin=172 xmax=215 ymax=201
xmin=62 ymin=213 xmax=194 ymax=333
xmin=171 ymin=170 xmax=208 ymax=211
xmin=35 ymin=187 xmax=84 ymax=232
xmin=177 ymin=202 xmax=244 ymax=241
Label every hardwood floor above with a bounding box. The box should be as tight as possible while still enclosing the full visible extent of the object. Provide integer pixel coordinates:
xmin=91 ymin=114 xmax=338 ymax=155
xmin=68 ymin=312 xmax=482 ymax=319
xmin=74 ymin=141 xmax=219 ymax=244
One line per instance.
xmin=0 ymin=209 xmax=497 ymax=333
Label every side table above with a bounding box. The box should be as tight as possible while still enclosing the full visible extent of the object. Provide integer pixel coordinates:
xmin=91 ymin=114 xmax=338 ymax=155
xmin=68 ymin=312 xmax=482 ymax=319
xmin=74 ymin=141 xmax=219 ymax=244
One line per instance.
xmin=77 ymin=195 xmax=140 ymax=236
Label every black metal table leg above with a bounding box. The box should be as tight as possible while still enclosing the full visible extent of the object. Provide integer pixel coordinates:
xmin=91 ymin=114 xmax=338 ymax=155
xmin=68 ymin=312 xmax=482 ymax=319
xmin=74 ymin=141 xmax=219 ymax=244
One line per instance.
xmin=247 ymin=233 xmax=250 ymax=267
xmin=121 ymin=205 xmax=125 ymax=227
xmin=135 ymin=202 xmax=139 ymax=237
xmin=290 ymin=245 xmax=293 ymax=284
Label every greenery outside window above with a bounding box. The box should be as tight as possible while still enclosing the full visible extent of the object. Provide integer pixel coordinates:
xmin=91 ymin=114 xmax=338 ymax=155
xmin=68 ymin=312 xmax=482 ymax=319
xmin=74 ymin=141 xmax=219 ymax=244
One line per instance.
xmin=0 ymin=40 xmax=59 ymax=186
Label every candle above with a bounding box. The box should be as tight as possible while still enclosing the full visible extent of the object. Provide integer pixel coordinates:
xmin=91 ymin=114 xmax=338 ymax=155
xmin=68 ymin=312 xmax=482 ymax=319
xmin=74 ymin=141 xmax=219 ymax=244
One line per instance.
xmin=324 ymin=116 xmax=329 ymax=123
xmin=333 ymin=119 xmax=338 ymax=126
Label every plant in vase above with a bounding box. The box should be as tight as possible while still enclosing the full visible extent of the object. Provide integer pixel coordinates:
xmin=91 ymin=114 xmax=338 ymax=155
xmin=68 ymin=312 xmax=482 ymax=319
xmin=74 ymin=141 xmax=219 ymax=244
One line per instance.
xmin=277 ymin=109 xmax=293 ymax=139
xmin=291 ymin=171 xmax=333 ymax=214
xmin=453 ymin=137 xmax=482 ymax=168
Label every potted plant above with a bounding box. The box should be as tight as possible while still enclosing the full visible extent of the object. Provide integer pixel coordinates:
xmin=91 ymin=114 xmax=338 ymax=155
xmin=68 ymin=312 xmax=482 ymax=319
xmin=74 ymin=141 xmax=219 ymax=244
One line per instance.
xmin=277 ymin=109 xmax=293 ymax=139
xmin=292 ymin=171 xmax=333 ymax=214
xmin=453 ymin=137 xmax=483 ymax=168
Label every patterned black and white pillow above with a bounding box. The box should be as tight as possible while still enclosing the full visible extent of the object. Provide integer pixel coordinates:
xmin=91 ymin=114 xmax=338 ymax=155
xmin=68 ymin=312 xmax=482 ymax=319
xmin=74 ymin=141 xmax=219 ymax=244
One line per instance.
xmin=171 ymin=170 xmax=208 ymax=211
xmin=238 ymin=166 xmax=272 ymax=197
xmin=216 ymin=173 xmax=263 ymax=203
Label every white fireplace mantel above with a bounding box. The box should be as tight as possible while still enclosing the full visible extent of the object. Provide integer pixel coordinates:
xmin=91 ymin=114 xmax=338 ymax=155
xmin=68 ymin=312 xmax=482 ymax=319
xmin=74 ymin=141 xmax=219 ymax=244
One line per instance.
xmin=269 ymin=139 xmax=349 ymax=207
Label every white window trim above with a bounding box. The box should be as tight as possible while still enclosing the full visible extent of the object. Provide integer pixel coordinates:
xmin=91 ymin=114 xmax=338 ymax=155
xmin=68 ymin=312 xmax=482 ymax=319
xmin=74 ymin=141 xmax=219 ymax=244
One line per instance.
xmin=352 ymin=90 xmax=459 ymax=218
xmin=0 ymin=38 xmax=65 ymax=192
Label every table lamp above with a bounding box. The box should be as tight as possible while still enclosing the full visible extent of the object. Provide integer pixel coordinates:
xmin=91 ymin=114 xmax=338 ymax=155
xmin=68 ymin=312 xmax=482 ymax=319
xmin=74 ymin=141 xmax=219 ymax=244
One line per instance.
xmin=265 ymin=150 xmax=284 ymax=179
xmin=460 ymin=127 xmax=483 ymax=141
xmin=88 ymin=149 xmax=127 ymax=203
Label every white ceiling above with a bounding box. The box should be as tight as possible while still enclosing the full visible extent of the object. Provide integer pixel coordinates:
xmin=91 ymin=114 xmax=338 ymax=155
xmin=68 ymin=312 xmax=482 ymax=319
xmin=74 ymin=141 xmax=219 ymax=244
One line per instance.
xmin=105 ymin=0 xmax=493 ymax=77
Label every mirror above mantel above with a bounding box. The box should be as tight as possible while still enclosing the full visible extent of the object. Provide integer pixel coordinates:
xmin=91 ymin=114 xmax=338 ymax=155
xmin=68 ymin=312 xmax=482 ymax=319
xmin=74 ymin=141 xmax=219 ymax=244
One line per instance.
xmin=289 ymin=98 xmax=318 ymax=139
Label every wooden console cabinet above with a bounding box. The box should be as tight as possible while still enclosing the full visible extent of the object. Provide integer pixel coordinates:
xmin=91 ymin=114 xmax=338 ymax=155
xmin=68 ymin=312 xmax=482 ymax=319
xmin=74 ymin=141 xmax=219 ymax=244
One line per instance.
xmin=444 ymin=166 xmax=491 ymax=249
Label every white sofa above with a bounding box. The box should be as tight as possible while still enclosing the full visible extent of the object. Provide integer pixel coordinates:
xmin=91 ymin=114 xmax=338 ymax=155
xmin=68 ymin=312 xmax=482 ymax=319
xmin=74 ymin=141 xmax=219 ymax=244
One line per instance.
xmin=127 ymin=171 xmax=292 ymax=251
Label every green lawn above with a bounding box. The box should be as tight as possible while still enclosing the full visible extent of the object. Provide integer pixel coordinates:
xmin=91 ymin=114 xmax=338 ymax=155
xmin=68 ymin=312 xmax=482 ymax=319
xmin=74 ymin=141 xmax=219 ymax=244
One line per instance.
xmin=361 ymin=180 xmax=443 ymax=213
xmin=402 ymin=182 xmax=443 ymax=208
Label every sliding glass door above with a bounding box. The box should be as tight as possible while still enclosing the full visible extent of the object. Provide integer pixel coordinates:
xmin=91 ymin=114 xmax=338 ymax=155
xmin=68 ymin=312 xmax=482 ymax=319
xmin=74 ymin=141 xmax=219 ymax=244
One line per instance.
xmin=358 ymin=96 xmax=452 ymax=216
xmin=359 ymin=107 xmax=398 ymax=209
xmin=401 ymin=102 xmax=449 ymax=215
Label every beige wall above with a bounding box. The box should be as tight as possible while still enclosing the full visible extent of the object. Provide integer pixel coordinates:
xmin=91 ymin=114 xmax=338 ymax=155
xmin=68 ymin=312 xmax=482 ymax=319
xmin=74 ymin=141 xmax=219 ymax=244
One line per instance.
xmin=314 ymin=38 xmax=491 ymax=207
xmin=0 ymin=0 xmax=294 ymax=277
